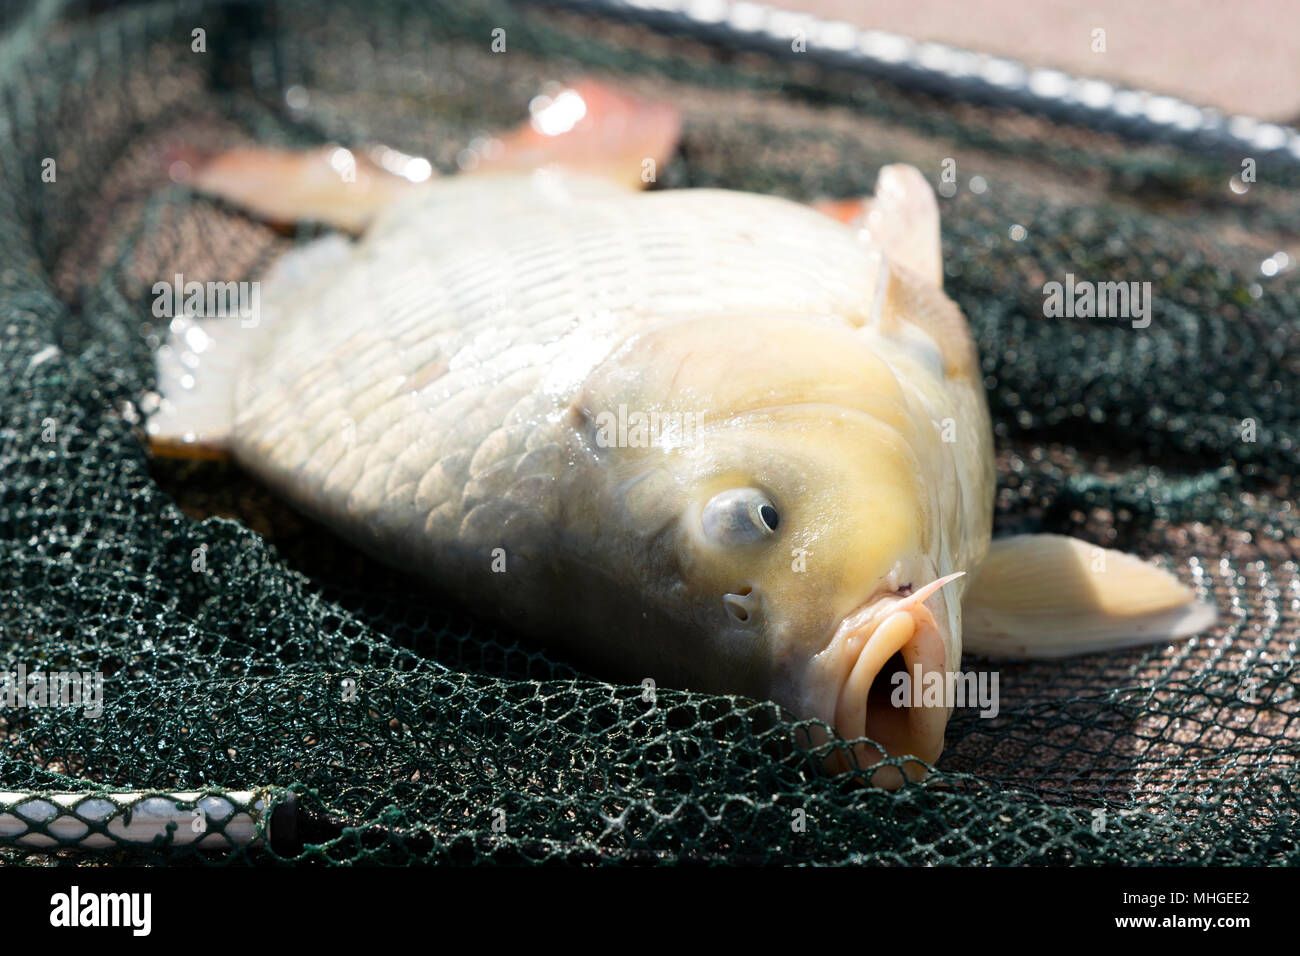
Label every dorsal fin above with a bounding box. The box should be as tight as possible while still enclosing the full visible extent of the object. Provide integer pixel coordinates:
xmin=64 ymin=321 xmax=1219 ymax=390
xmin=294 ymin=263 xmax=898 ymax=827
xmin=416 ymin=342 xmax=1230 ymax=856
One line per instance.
xmin=472 ymin=79 xmax=682 ymax=190
xmin=187 ymin=81 xmax=682 ymax=232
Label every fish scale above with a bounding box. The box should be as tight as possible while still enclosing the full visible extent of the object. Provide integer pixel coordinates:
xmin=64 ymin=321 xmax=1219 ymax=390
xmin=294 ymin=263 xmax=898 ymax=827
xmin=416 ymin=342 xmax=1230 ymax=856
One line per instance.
xmin=231 ymin=174 xmax=892 ymax=582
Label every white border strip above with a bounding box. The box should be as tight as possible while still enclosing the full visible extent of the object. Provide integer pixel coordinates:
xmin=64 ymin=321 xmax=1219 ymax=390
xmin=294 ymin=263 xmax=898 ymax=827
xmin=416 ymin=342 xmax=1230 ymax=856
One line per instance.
xmin=544 ymin=0 xmax=1300 ymax=163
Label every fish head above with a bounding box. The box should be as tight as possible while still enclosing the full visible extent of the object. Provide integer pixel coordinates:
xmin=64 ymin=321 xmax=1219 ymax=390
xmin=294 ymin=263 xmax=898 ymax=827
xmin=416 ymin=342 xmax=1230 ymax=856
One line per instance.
xmin=673 ymin=411 xmax=961 ymax=787
xmin=577 ymin=314 xmax=964 ymax=785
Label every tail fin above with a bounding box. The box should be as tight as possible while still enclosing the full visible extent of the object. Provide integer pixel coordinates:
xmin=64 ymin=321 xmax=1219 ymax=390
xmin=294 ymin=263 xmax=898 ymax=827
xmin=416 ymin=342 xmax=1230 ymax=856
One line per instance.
xmin=962 ymin=534 xmax=1217 ymax=658
xmin=145 ymin=235 xmax=353 ymax=459
xmin=146 ymin=313 xmax=244 ymax=459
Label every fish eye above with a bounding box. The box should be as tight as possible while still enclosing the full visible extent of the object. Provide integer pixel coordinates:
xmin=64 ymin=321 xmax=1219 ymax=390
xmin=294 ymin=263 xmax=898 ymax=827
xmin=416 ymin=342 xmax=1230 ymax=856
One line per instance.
xmin=701 ymin=489 xmax=780 ymax=546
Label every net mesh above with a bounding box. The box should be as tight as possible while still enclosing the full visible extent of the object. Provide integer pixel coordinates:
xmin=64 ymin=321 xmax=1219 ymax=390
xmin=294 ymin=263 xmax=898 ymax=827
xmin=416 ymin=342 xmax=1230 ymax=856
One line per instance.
xmin=1 ymin=0 xmax=1297 ymax=864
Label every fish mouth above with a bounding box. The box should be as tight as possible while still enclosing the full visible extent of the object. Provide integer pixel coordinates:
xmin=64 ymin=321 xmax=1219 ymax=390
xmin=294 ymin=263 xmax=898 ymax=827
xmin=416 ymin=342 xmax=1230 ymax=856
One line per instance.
xmin=814 ymin=572 xmax=963 ymax=787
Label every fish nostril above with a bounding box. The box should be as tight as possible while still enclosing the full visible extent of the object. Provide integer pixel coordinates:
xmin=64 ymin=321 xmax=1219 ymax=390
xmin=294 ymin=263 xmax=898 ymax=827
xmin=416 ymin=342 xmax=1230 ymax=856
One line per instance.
xmin=723 ymin=592 xmax=754 ymax=623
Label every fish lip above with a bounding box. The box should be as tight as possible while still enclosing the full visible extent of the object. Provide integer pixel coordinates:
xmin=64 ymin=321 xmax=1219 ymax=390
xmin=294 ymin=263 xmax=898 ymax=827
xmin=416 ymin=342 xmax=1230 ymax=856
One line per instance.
xmin=808 ymin=573 xmax=963 ymax=785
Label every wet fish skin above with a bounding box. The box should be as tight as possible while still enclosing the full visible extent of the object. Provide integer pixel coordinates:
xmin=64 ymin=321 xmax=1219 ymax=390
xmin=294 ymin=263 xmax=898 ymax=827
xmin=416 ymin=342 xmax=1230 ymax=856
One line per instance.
xmin=223 ymin=173 xmax=986 ymax=702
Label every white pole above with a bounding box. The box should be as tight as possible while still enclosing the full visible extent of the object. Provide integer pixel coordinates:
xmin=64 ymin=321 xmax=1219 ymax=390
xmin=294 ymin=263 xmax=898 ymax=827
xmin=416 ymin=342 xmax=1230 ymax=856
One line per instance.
xmin=0 ymin=789 xmax=290 ymax=851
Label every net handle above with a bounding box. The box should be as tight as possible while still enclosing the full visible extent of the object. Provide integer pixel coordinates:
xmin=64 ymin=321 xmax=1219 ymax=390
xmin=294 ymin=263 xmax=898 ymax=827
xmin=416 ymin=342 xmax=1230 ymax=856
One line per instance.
xmin=0 ymin=788 xmax=299 ymax=854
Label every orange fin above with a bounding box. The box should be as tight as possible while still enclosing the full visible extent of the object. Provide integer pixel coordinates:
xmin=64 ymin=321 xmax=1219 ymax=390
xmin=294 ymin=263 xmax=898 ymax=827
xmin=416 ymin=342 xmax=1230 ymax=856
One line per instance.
xmin=187 ymin=80 xmax=678 ymax=230
xmin=467 ymin=79 xmax=681 ymax=190
xmin=188 ymin=144 xmax=434 ymax=233
xmin=813 ymin=198 xmax=870 ymax=226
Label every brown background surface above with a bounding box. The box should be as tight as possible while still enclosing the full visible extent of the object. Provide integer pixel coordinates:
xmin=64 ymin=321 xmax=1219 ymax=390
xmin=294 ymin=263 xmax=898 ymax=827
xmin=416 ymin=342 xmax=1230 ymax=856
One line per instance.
xmin=793 ymin=0 xmax=1298 ymax=122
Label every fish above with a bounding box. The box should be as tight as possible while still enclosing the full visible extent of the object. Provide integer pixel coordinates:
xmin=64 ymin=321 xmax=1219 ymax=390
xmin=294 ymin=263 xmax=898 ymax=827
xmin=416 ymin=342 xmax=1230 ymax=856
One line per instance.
xmin=147 ymin=80 xmax=1217 ymax=786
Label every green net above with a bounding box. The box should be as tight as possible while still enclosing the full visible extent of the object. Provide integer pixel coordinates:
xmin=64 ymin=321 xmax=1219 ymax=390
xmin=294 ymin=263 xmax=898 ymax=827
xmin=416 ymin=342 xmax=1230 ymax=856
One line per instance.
xmin=1 ymin=0 xmax=1297 ymax=865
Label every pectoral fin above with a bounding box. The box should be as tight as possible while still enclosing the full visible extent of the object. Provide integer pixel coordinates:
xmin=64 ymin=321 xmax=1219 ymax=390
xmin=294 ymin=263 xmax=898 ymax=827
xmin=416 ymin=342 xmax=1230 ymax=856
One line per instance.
xmin=814 ymin=164 xmax=943 ymax=287
xmin=962 ymin=534 xmax=1217 ymax=658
